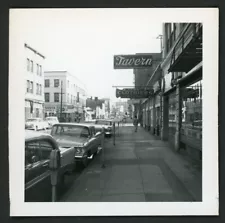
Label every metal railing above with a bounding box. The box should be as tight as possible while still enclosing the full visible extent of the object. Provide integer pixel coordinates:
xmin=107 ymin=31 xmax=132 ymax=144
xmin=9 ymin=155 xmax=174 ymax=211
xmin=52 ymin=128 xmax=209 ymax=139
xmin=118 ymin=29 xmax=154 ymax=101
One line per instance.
xmin=169 ymin=23 xmax=202 ymax=70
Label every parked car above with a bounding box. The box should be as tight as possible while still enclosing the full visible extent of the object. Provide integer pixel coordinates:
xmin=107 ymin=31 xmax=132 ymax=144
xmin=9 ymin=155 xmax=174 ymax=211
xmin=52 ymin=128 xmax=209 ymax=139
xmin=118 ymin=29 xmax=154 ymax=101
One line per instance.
xmin=25 ymin=118 xmax=49 ymax=131
xmin=50 ymin=123 xmax=102 ymax=167
xmin=46 ymin=116 xmax=59 ymax=128
xmin=25 ymin=130 xmax=76 ymax=202
xmin=94 ymin=119 xmax=114 ymax=137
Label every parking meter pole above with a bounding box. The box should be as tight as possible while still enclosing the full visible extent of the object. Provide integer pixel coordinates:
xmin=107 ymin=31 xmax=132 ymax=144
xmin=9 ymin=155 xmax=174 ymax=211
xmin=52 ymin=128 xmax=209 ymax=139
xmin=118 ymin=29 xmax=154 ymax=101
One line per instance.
xmin=101 ymin=127 xmax=105 ymax=168
xmin=52 ymin=185 xmax=56 ymax=202
xmin=113 ymin=122 xmax=115 ymax=146
xmin=51 ymin=171 xmax=58 ymax=202
xmin=50 ymin=150 xmax=60 ymax=202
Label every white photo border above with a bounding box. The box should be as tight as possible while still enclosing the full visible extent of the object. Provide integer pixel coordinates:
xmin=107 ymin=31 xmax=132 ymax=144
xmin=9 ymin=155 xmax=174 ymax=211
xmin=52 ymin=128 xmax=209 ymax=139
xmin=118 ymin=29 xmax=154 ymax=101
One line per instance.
xmin=9 ymin=8 xmax=219 ymax=216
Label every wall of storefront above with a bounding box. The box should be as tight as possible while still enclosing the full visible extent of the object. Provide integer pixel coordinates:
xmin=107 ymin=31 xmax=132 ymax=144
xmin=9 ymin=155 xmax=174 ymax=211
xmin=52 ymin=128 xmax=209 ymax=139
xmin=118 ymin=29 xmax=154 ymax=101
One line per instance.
xmin=25 ymin=100 xmax=44 ymax=120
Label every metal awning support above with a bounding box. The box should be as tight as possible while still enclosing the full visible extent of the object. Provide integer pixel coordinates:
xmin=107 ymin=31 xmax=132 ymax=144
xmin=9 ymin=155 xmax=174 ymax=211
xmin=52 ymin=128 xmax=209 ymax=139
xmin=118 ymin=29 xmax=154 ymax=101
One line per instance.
xmin=145 ymin=64 xmax=162 ymax=89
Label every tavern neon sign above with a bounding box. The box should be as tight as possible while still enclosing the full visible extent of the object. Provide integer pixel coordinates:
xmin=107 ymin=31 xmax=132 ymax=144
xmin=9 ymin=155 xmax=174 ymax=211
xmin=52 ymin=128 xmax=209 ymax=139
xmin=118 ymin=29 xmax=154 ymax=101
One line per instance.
xmin=114 ymin=55 xmax=153 ymax=69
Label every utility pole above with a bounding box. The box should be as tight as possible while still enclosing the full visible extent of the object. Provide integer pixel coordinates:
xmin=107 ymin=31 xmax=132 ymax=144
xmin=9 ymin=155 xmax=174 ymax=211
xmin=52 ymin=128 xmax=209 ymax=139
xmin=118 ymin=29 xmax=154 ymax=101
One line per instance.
xmin=59 ymin=81 xmax=64 ymax=122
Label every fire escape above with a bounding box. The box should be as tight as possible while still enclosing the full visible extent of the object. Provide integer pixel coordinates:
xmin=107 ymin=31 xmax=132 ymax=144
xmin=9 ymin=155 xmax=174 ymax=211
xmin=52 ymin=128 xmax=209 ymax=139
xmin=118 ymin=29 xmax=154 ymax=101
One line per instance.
xmin=168 ymin=23 xmax=202 ymax=74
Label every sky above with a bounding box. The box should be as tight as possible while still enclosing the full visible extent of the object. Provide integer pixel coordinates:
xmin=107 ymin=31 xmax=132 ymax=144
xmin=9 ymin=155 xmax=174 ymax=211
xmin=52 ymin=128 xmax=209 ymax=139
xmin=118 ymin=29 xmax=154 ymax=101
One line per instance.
xmin=12 ymin=9 xmax=162 ymax=101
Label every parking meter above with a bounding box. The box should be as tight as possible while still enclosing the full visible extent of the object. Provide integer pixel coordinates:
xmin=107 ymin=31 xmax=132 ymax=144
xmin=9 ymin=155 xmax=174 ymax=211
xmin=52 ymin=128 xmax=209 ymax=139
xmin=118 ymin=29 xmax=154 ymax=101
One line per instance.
xmin=49 ymin=150 xmax=61 ymax=202
xmin=101 ymin=127 xmax=106 ymax=168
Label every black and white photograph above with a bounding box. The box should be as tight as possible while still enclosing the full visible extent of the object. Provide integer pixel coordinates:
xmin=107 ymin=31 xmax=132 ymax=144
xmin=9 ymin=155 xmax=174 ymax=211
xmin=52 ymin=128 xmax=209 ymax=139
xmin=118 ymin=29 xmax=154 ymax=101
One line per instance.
xmin=9 ymin=8 xmax=218 ymax=216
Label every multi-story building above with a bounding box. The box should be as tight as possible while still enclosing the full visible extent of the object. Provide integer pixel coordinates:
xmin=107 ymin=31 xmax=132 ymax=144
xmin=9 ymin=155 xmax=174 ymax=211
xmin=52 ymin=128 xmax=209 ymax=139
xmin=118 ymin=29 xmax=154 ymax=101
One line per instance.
xmin=135 ymin=23 xmax=202 ymax=161
xmin=102 ymin=98 xmax=110 ymax=119
xmin=161 ymin=23 xmax=202 ymax=160
xmin=86 ymin=97 xmax=106 ymax=119
xmin=44 ymin=71 xmax=87 ymax=122
xmin=133 ymin=53 xmax=162 ymax=129
xmin=24 ymin=43 xmax=45 ymax=120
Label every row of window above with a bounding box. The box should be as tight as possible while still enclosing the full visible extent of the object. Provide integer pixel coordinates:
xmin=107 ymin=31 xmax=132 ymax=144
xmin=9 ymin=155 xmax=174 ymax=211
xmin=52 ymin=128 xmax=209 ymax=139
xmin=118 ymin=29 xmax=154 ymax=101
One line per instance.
xmin=26 ymin=80 xmax=42 ymax=95
xmin=44 ymin=79 xmax=85 ymax=95
xmin=45 ymin=92 xmax=83 ymax=103
xmin=27 ymin=58 xmax=42 ymax=75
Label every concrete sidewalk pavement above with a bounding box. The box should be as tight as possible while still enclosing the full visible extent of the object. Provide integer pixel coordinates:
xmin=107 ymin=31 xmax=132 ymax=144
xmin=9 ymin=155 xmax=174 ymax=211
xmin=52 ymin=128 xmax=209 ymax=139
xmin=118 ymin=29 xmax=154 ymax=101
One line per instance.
xmin=61 ymin=125 xmax=202 ymax=202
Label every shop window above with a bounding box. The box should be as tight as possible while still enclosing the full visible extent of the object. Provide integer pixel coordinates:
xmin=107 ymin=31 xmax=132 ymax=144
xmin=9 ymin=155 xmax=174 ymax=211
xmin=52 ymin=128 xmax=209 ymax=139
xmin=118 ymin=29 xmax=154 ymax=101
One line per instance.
xmin=168 ymin=92 xmax=177 ymax=140
xmin=181 ymin=80 xmax=202 ymax=149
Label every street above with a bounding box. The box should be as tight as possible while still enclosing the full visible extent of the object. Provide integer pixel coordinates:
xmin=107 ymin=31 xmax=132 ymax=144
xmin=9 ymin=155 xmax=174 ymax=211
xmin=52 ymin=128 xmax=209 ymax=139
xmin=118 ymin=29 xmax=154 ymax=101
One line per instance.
xmin=58 ymin=122 xmax=202 ymax=202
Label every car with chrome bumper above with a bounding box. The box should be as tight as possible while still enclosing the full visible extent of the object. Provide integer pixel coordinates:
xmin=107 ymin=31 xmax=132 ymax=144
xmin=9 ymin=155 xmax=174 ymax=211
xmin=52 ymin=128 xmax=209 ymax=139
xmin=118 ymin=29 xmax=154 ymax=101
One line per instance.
xmin=94 ymin=119 xmax=113 ymax=137
xmin=25 ymin=130 xmax=75 ymax=202
xmin=25 ymin=118 xmax=49 ymax=131
xmin=50 ymin=123 xmax=103 ymax=167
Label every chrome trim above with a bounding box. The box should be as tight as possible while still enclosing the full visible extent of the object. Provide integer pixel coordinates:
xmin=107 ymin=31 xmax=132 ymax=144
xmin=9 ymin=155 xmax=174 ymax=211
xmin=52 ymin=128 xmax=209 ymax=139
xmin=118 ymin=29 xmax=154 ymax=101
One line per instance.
xmin=25 ymin=170 xmax=51 ymax=190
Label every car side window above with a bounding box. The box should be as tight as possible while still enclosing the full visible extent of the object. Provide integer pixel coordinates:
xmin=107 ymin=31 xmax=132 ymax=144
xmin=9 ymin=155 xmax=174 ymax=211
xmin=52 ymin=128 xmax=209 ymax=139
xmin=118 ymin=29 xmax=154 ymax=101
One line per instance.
xmin=25 ymin=141 xmax=41 ymax=166
xmin=39 ymin=140 xmax=53 ymax=161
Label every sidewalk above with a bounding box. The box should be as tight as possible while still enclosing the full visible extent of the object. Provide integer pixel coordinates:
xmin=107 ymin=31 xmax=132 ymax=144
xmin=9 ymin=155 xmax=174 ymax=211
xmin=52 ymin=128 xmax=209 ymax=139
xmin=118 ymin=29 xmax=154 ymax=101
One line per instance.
xmin=61 ymin=125 xmax=202 ymax=202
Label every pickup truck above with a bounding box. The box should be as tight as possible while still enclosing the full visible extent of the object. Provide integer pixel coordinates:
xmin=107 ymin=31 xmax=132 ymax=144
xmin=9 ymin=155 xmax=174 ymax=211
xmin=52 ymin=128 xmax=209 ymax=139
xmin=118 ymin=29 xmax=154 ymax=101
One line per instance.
xmin=51 ymin=123 xmax=103 ymax=167
xmin=25 ymin=130 xmax=75 ymax=202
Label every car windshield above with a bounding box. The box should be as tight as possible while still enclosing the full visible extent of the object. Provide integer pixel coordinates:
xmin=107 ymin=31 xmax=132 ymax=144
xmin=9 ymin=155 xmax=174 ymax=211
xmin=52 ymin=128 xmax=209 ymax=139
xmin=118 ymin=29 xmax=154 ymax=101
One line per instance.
xmin=95 ymin=120 xmax=112 ymax=125
xmin=27 ymin=119 xmax=39 ymax=122
xmin=51 ymin=125 xmax=90 ymax=138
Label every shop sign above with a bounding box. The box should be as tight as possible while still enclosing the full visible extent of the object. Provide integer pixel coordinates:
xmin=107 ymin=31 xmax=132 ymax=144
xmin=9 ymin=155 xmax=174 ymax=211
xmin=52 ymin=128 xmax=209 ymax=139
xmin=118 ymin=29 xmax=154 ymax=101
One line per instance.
xmin=114 ymin=55 xmax=153 ymax=69
xmin=116 ymin=88 xmax=154 ymax=98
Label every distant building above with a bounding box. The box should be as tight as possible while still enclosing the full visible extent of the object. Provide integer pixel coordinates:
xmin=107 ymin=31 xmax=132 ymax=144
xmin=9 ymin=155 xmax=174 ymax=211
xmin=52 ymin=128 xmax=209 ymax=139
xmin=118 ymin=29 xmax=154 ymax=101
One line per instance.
xmin=24 ymin=43 xmax=45 ymax=120
xmin=86 ymin=97 xmax=109 ymax=119
xmin=44 ymin=71 xmax=87 ymax=122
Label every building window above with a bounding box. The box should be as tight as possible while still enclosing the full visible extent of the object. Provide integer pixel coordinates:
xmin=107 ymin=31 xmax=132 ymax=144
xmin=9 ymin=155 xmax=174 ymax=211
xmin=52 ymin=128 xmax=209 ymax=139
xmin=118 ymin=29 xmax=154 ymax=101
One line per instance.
xmin=36 ymin=64 xmax=39 ymax=75
xmin=27 ymin=59 xmax=30 ymax=71
xmin=67 ymin=94 xmax=69 ymax=103
xmin=30 ymin=60 xmax=33 ymax=72
xmin=54 ymin=79 xmax=60 ymax=87
xmin=67 ymin=80 xmax=69 ymax=88
xmin=39 ymin=65 xmax=42 ymax=76
xmin=45 ymin=79 xmax=50 ymax=87
xmin=45 ymin=93 xmax=50 ymax=102
xmin=30 ymin=81 xmax=33 ymax=93
xmin=27 ymin=80 xmax=30 ymax=93
xmin=71 ymin=95 xmax=73 ymax=104
xmin=40 ymin=84 xmax=42 ymax=95
xmin=54 ymin=93 xmax=59 ymax=102
xmin=36 ymin=83 xmax=39 ymax=94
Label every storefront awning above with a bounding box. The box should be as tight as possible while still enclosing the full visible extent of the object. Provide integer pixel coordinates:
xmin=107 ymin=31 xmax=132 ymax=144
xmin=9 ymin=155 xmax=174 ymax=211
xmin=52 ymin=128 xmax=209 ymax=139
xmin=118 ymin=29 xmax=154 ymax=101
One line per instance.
xmin=178 ymin=61 xmax=202 ymax=87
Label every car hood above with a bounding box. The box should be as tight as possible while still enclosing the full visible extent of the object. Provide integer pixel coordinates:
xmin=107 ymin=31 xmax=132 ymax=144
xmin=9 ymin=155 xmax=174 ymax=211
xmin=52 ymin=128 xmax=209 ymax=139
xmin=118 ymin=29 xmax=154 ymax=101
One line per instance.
xmin=53 ymin=135 xmax=87 ymax=147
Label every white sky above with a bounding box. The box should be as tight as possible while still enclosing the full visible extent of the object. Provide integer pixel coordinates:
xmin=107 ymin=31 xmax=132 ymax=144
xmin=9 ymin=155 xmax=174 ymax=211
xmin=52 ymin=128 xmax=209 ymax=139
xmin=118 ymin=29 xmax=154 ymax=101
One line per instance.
xmin=13 ymin=8 xmax=162 ymax=101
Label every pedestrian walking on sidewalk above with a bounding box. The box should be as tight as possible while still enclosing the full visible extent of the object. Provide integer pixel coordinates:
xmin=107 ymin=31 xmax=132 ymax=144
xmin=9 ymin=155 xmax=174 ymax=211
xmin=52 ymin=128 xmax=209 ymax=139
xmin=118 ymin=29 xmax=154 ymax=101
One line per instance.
xmin=133 ymin=115 xmax=138 ymax=132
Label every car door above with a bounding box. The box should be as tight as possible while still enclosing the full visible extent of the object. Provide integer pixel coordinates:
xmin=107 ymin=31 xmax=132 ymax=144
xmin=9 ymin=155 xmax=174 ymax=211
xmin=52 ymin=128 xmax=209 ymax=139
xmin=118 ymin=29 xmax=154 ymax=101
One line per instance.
xmin=25 ymin=140 xmax=53 ymax=202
